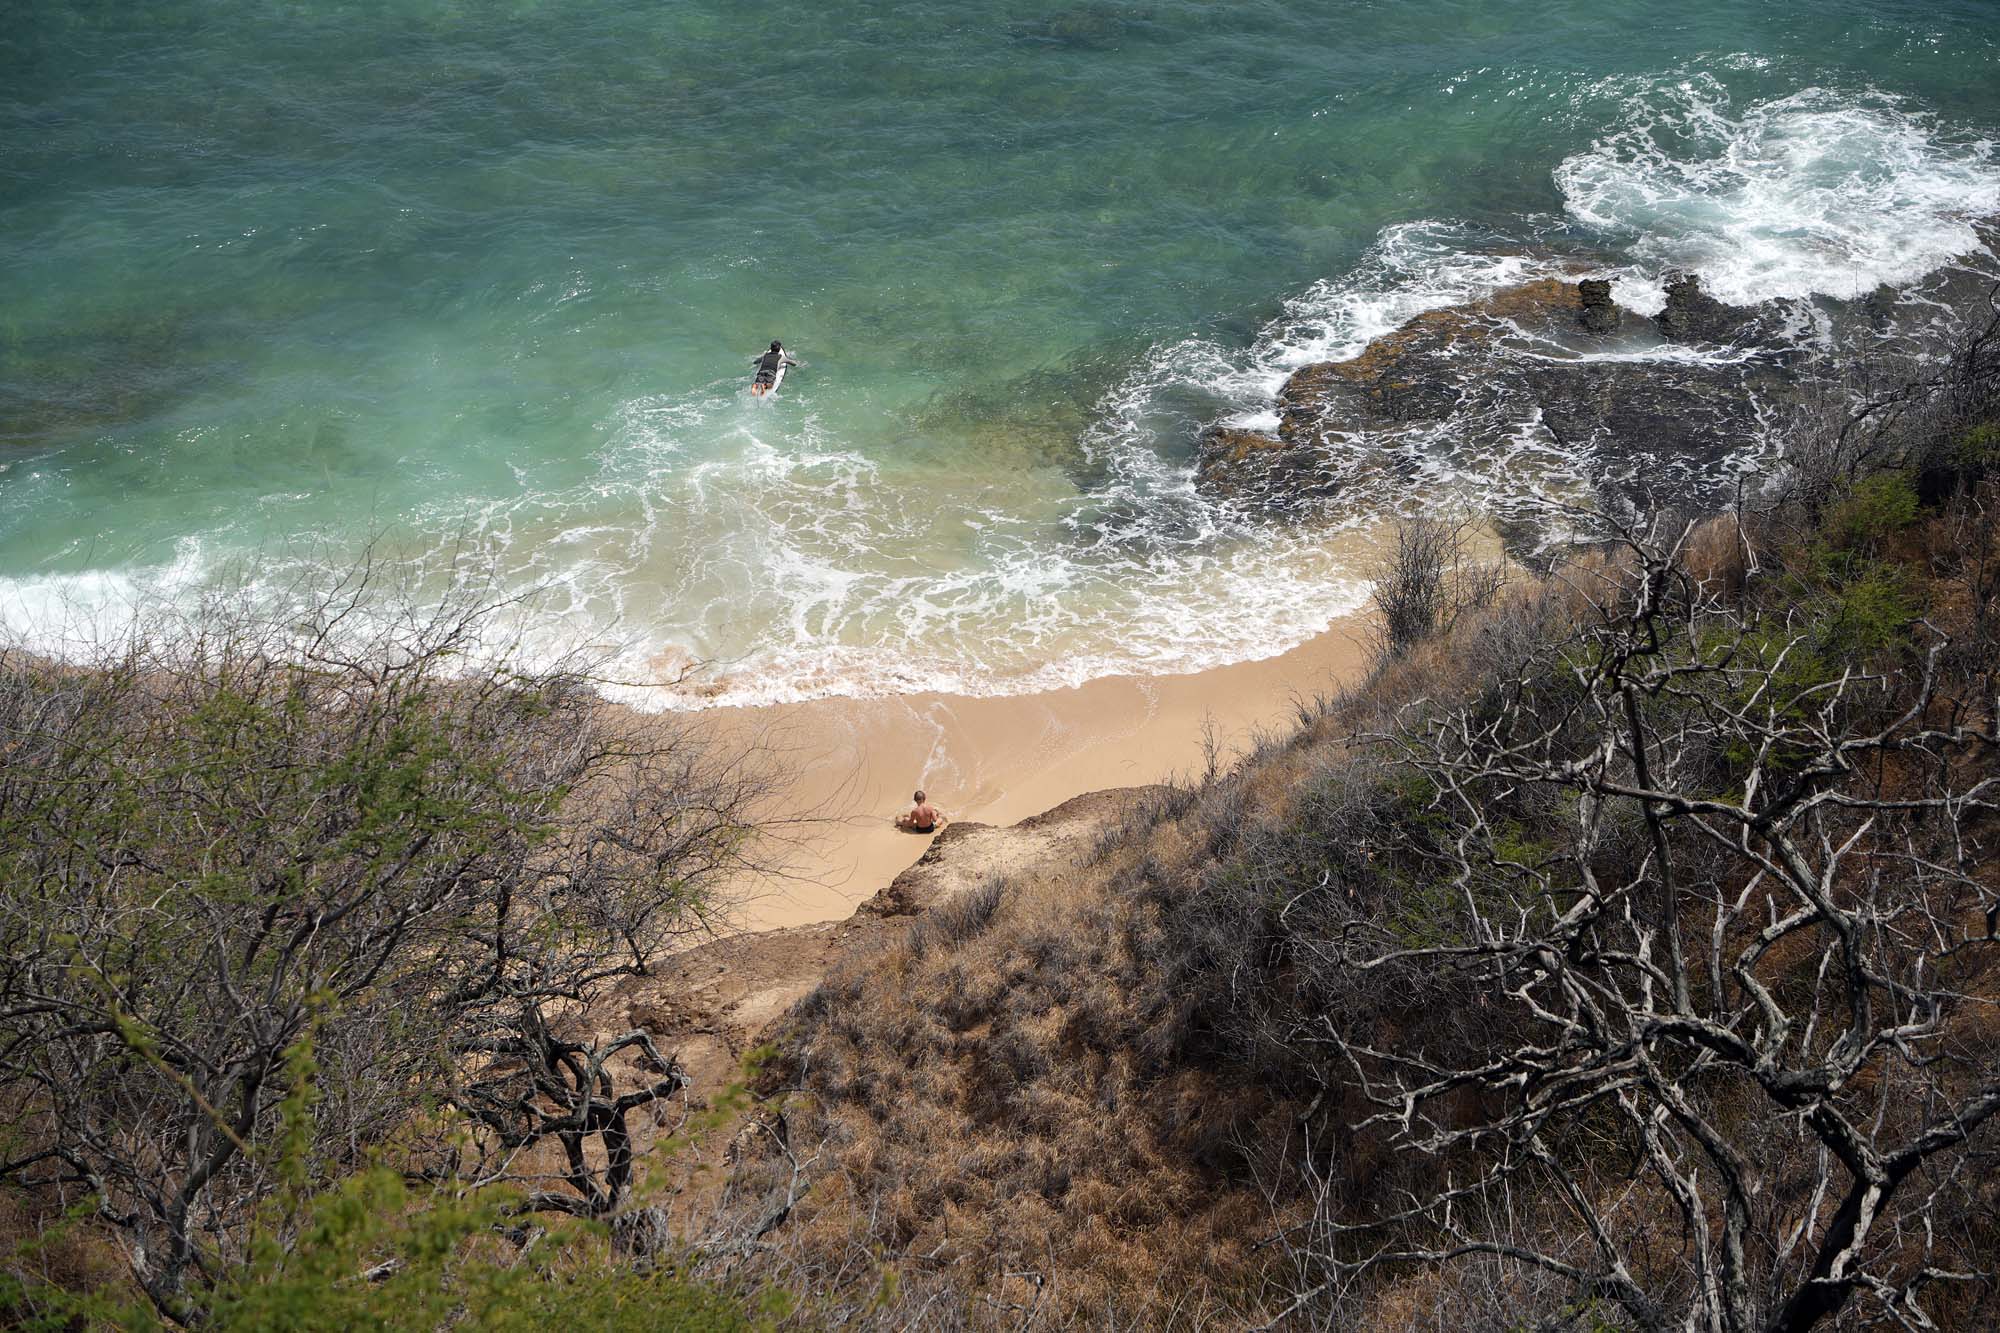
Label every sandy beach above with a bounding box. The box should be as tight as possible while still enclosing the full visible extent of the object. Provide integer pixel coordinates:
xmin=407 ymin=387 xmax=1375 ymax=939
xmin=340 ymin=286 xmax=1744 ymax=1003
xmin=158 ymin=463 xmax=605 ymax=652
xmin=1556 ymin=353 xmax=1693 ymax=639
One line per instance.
xmin=714 ymin=611 xmax=1374 ymax=929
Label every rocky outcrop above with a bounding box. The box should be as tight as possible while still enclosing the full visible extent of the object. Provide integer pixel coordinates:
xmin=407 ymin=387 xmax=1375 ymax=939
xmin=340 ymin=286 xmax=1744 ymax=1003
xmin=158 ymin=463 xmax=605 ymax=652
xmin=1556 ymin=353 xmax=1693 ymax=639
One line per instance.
xmin=1654 ymin=270 xmax=1802 ymax=347
xmin=1194 ymin=424 xmax=1357 ymax=509
xmin=1195 ymin=272 xmax=1806 ymax=523
xmin=1579 ymin=278 xmax=1620 ymax=334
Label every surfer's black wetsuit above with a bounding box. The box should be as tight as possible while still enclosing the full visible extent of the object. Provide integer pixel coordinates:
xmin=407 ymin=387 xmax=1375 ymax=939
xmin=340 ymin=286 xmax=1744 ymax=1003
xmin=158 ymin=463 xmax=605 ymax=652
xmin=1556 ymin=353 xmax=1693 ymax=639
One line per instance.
xmin=750 ymin=348 xmax=799 ymax=390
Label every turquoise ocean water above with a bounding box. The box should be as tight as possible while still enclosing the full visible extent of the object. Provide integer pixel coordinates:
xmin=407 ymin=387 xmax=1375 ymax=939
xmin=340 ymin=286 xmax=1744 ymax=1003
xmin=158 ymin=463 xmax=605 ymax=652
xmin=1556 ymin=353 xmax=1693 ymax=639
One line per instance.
xmin=4 ymin=1 xmax=1998 ymax=703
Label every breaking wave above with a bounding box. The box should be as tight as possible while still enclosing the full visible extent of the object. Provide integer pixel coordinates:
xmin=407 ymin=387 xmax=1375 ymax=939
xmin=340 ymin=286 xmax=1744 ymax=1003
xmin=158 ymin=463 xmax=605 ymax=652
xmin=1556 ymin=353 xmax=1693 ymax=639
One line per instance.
xmin=1556 ymin=78 xmax=2000 ymax=304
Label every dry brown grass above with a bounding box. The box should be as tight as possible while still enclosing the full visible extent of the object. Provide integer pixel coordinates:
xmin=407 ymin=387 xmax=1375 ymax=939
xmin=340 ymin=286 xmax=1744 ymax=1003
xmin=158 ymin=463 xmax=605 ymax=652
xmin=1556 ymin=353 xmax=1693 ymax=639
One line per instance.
xmin=725 ymin=470 xmax=2000 ymax=1328
xmin=745 ymin=848 xmax=1275 ymax=1324
xmin=0 ymin=1177 xmax=129 ymax=1317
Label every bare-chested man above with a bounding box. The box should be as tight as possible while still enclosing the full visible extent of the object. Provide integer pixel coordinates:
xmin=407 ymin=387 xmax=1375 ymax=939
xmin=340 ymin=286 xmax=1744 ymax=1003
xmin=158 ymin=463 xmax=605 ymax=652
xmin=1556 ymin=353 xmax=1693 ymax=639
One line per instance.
xmin=896 ymin=789 xmax=943 ymax=834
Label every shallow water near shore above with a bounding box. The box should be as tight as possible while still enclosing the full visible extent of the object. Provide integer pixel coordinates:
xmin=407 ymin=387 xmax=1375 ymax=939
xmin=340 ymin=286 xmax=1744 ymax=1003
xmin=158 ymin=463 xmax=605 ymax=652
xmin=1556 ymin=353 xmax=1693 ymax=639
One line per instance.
xmin=3 ymin=1 xmax=1999 ymax=704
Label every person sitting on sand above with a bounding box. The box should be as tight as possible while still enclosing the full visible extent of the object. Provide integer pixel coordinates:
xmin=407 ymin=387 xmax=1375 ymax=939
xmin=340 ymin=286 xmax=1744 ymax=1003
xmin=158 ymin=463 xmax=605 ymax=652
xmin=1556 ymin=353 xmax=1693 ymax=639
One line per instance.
xmin=896 ymin=790 xmax=944 ymax=834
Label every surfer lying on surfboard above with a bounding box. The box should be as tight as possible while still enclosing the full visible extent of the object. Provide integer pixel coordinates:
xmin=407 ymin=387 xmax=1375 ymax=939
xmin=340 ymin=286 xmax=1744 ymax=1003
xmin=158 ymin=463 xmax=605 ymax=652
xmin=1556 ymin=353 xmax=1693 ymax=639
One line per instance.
xmin=749 ymin=341 xmax=801 ymax=397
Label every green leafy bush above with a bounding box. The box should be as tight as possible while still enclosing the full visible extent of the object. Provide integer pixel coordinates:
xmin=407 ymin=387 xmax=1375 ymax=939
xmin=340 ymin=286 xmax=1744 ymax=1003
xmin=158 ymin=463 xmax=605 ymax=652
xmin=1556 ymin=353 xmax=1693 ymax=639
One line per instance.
xmin=210 ymin=1173 xmax=773 ymax=1333
xmin=1815 ymin=560 xmax=1917 ymax=660
xmin=5 ymin=1172 xmax=774 ymax=1333
xmin=1823 ymin=471 xmax=1919 ymax=550
xmin=1955 ymin=421 xmax=2000 ymax=473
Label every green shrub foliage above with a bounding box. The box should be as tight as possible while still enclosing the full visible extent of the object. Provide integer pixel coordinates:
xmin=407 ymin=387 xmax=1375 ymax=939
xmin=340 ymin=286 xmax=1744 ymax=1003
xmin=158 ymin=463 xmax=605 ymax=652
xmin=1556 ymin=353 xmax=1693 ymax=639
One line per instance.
xmin=0 ymin=579 xmax=772 ymax=1323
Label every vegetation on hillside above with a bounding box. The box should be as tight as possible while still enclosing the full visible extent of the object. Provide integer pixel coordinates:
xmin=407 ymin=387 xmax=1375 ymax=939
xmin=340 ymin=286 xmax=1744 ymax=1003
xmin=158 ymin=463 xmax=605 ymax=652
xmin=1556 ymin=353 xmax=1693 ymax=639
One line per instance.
xmin=729 ymin=308 xmax=2000 ymax=1329
xmin=0 ymin=571 xmax=784 ymax=1325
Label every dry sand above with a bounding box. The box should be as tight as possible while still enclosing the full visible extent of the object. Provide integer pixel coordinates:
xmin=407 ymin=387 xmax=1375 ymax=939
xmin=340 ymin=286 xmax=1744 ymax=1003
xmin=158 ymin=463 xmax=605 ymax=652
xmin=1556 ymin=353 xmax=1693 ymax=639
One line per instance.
xmin=591 ymin=613 xmax=1374 ymax=1189
xmin=712 ymin=611 xmax=1373 ymax=929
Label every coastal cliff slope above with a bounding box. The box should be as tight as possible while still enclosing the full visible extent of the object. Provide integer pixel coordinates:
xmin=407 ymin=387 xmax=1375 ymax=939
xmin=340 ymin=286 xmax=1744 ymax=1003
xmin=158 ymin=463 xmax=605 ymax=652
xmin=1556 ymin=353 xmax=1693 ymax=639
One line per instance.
xmin=704 ymin=302 xmax=2000 ymax=1329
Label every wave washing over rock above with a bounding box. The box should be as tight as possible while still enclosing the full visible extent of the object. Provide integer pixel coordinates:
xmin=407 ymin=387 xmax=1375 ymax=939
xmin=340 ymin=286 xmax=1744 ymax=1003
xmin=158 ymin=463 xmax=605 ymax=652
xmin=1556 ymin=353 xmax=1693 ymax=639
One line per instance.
xmin=1557 ymin=80 xmax=2000 ymax=306
xmin=1169 ymin=77 xmax=2000 ymax=559
xmin=1190 ymin=229 xmax=1998 ymax=551
xmin=1196 ymin=270 xmax=1803 ymax=531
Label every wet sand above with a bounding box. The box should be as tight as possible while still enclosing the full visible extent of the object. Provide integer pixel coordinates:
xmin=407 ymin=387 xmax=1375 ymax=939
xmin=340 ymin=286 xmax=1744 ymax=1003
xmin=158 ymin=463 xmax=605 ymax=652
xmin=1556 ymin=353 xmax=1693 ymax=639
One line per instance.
xmin=715 ymin=612 xmax=1374 ymax=928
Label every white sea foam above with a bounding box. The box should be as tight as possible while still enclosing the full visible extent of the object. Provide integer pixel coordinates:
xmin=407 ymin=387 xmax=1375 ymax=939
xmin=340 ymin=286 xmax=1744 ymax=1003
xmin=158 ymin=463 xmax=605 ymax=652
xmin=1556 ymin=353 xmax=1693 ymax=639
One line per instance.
xmin=1260 ymin=222 xmax=1560 ymax=373
xmin=1557 ymin=79 xmax=2000 ymax=305
xmin=0 ymin=538 xmax=212 ymax=657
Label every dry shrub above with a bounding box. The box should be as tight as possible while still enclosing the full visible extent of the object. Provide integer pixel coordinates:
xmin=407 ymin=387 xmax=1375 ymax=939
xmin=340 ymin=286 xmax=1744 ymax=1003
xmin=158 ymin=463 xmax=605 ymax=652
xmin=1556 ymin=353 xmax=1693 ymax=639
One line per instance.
xmin=1366 ymin=514 xmax=1506 ymax=661
xmin=907 ymin=876 xmax=1006 ymax=959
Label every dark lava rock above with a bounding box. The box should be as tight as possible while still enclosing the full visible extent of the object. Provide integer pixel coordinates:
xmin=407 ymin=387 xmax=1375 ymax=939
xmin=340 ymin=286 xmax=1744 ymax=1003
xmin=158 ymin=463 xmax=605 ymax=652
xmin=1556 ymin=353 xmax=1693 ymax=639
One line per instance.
xmin=1195 ymin=424 xmax=1359 ymax=514
xmin=1194 ymin=426 xmax=1293 ymax=491
xmin=1194 ymin=421 xmax=1410 ymax=517
xmin=1531 ymin=358 xmax=1787 ymax=507
xmin=1578 ymin=278 xmax=1620 ymax=334
xmin=1863 ymin=283 xmax=1900 ymax=332
xmin=1654 ymin=270 xmax=1803 ymax=350
xmin=1197 ymin=272 xmax=1803 ymax=523
xmin=1656 ymin=271 xmax=1736 ymax=341
xmin=1278 ymin=278 xmax=1582 ymax=432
